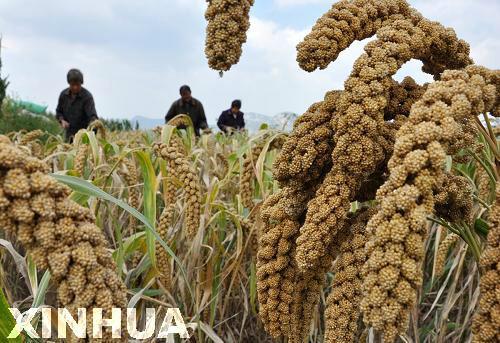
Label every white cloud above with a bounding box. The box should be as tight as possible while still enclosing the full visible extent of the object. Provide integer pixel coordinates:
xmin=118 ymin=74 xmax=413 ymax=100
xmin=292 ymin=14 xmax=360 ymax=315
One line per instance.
xmin=0 ymin=0 xmax=498 ymax=127
xmin=247 ymin=17 xmax=308 ymax=68
xmin=274 ymin=0 xmax=327 ymax=7
xmin=0 ymin=0 xmax=208 ymax=119
xmin=471 ymin=38 xmax=500 ymax=68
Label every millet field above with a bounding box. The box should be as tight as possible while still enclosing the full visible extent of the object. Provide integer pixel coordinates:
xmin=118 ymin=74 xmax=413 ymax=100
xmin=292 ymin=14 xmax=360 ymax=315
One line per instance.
xmin=0 ymin=0 xmax=499 ymax=342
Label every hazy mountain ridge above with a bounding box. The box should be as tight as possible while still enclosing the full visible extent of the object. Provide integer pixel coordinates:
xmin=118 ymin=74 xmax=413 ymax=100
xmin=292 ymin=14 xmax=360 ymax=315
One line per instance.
xmin=131 ymin=112 xmax=298 ymax=132
xmin=131 ymin=115 xmax=164 ymax=130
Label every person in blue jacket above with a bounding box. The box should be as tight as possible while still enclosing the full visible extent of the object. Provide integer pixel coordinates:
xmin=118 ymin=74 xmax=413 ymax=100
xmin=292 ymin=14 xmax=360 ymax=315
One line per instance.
xmin=217 ymin=100 xmax=245 ymax=133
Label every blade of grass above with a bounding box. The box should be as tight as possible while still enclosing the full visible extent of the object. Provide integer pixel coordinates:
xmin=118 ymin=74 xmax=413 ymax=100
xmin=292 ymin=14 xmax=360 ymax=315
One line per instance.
xmin=135 ymin=151 xmax=157 ymax=269
xmin=32 ymin=270 xmax=51 ymax=308
xmin=0 ymin=287 xmax=22 ymax=342
xmin=50 ymin=173 xmax=195 ymax=302
xmin=0 ymin=239 xmax=31 ymax=293
xmin=27 ymin=255 xmax=38 ymax=296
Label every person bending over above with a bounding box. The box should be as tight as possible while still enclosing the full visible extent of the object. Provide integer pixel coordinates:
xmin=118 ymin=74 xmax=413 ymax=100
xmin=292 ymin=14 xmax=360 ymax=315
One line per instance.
xmin=56 ymin=69 xmax=98 ymax=142
xmin=217 ymin=100 xmax=245 ymax=134
xmin=165 ymin=85 xmax=209 ymax=136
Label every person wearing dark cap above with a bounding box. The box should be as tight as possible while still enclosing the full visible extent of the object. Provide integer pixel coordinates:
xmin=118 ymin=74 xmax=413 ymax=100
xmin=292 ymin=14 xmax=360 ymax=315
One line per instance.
xmin=165 ymin=85 xmax=209 ymax=136
xmin=217 ymin=100 xmax=245 ymax=134
xmin=56 ymin=69 xmax=98 ymax=142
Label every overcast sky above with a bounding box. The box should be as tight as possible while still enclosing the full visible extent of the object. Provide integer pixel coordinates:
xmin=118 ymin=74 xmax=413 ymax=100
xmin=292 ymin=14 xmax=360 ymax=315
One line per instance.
xmin=0 ymin=0 xmax=499 ymax=126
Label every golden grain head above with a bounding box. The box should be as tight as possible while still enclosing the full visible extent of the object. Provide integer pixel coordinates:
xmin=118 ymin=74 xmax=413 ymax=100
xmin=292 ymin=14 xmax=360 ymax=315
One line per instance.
xmin=0 ymin=140 xmax=128 ymax=341
xmin=205 ymin=0 xmax=254 ymax=71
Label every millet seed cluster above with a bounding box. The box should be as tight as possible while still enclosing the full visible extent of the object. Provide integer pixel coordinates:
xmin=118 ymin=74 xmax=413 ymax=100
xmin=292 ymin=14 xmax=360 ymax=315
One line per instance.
xmin=256 ymin=0 xmax=499 ymax=341
xmin=204 ymin=0 xmax=254 ymax=72
xmin=0 ymin=138 xmax=127 ymax=342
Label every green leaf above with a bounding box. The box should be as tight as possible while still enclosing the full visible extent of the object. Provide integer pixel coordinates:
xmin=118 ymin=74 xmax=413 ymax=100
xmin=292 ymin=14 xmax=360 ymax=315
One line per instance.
xmin=33 ymin=270 xmax=51 ymax=308
xmin=0 ymin=287 xmax=22 ymax=342
xmin=51 ymin=173 xmax=151 ymax=232
xmin=27 ymin=256 xmax=38 ymax=297
xmin=75 ymin=130 xmax=100 ymax=167
xmin=255 ymin=133 xmax=284 ymax=199
xmin=128 ymin=279 xmax=155 ymax=309
xmin=69 ymin=191 xmax=90 ymax=206
xmin=250 ymin=262 xmax=257 ymax=314
xmin=474 ymin=218 xmax=489 ymax=238
xmin=50 ymin=174 xmax=194 ymax=301
xmin=134 ymin=151 xmax=157 ymax=268
xmin=113 ymin=232 xmax=146 ymax=260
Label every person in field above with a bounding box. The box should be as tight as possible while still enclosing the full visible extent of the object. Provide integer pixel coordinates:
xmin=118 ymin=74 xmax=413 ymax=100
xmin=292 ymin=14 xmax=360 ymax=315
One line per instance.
xmin=165 ymin=85 xmax=209 ymax=136
xmin=217 ymin=99 xmax=245 ymax=133
xmin=56 ymin=69 xmax=98 ymax=142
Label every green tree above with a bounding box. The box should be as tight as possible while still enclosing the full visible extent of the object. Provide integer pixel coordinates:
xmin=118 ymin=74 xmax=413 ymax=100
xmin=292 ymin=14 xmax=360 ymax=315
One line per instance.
xmin=100 ymin=118 xmax=134 ymax=131
xmin=0 ymin=37 xmax=8 ymax=109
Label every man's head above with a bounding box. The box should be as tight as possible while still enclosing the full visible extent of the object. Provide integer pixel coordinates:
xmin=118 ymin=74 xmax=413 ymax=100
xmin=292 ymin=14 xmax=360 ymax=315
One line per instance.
xmin=179 ymin=85 xmax=192 ymax=102
xmin=231 ymin=100 xmax=242 ymax=113
xmin=67 ymin=69 xmax=84 ymax=94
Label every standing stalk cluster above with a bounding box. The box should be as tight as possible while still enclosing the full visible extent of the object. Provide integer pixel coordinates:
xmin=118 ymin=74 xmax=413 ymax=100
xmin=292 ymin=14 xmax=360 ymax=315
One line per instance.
xmin=154 ymin=135 xmax=202 ymax=239
xmin=296 ymin=0 xmax=411 ymax=72
xmin=89 ymin=119 xmax=107 ymax=140
xmin=257 ymin=183 xmax=326 ymax=342
xmin=241 ymin=144 xmax=263 ymax=209
xmin=473 ymin=183 xmax=500 ymax=342
xmin=256 ymin=0 xmax=499 ymax=341
xmin=295 ymin=4 xmax=471 ymax=274
xmin=74 ymin=143 xmax=88 ymax=177
xmin=240 ymin=137 xmax=286 ymax=210
xmin=204 ymin=0 xmax=254 ymax=72
xmin=433 ymin=232 xmax=459 ymax=278
xmin=0 ymin=138 xmax=127 ymax=342
xmin=361 ymin=66 xmax=497 ymax=341
xmin=153 ymin=134 xmax=202 ymax=289
xmin=19 ymin=130 xmax=44 ymax=159
xmin=121 ymin=155 xmax=140 ymax=228
xmin=324 ymin=208 xmax=375 ymax=343
xmin=155 ymin=158 xmax=177 ymax=290
xmin=257 ymin=92 xmax=341 ymax=341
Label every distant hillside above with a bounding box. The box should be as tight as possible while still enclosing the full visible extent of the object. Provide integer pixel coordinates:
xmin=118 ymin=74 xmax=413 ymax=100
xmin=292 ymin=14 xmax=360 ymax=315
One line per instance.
xmin=245 ymin=112 xmax=298 ymax=132
xmin=131 ymin=115 xmax=164 ymax=130
xmin=273 ymin=112 xmax=298 ymax=131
